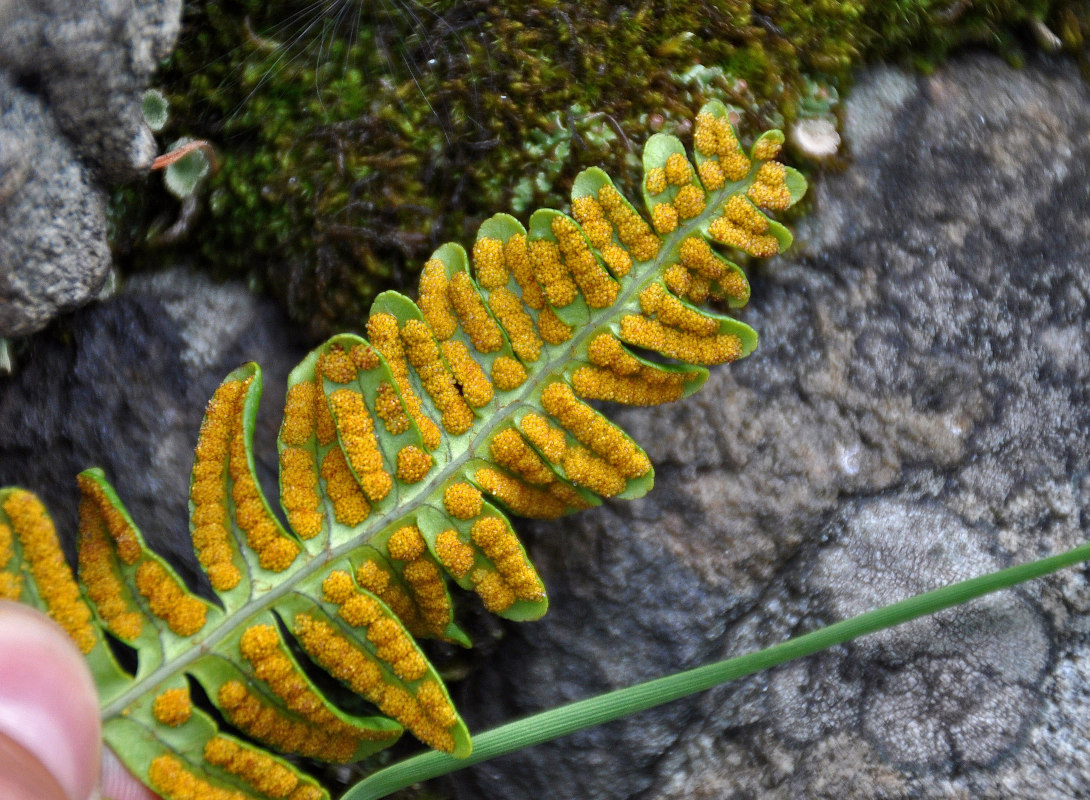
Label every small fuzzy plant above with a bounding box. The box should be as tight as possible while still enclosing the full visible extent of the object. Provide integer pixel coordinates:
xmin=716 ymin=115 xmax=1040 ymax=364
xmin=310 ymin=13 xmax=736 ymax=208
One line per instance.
xmin=2 ymin=102 xmax=1089 ymax=800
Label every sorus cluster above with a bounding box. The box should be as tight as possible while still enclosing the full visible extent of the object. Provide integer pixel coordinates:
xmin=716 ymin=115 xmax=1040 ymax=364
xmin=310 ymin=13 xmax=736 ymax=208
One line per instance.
xmin=313 ymin=377 xmax=337 ymax=446
xmin=292 ymin=612 xmax=460 ymax=753
xmin=349 ymin=561 xmax=426 ymax=638
xmin=528 ymin=237 xmax=579 ymax=308
xmin=561 ymin=445 xmax=626 ymax=497
xmin=373 ymin=381 xmax=411 ymax=434
xmin=318 ymin=344 xmax=357 ymax=385
xmin=746 ymin=161 xmax=792 ymax=211
xmin=491 ymin=355 xmax=528 ymax=391
xmin=597 ymin=184 xmax=660 ymax=262
xmin=440 ymin=339 xmax=494 ymax=408
xmin=367 ymin=313 xmax=442 ymax=450
xmin=570 ymin=195 xmax=633 ymax=278
xmin=396 ymin=445 xmax=433 ymax=484
xmin=328 ymin=388 xmax=393 ymax=502
xmin=79 ymin=473 xmax=142 ymax=565
xmin=550 ymin=215 xmax=619 ymax=309
xmin=540 ymin=382 xmax=652 ymax=481
xmin=498 ymin=410 xmax=626 ymax=499
xmin=189 ymin=379 xmax=245 ymax=590
xmin=639 ymin=282 xmax=719 ymax=335
xmin=392 ymin=546 xmax=451 ymax=639
xmin=400 ymin=318 xmax=475 ymax=436
xmin=645 ymin=153 xmax=707 ymax=236
xmin=434 ymin=528 xmax=476 ymax=579
xmin=319 ymin=570 xmax=429 ymax=679
xmin=468 ymin=516 xmax=544 ymax=611
xmin=472 ymin=467 xmax=568 ymax=519
xmin=215 ymin=679 xmax=359 ymax=763
xmin=76 ymin=492 xmax=143 ymax=640
xmin=471 ymin=236 xmax=509 ymax=289
xmin=417 ymin=256 xmax=522 ymax=413
xmin=619 ymin=314 xmax=742 ymax=366
xmin=536 ymin=305 xmax=574 ymax=345
xmin=495 ymin=423 xmax=592 ymax=516
xmin=278 ymin=377 xmax=331 ymax=540
xmin=320 ymin=448 xmax=370 ymax=527
xmin=571 ymin=364 xmax=690 ymax=406
xmin=670 ymin=235 xmax=749 ymax=306
xmin=151 ymin=687 xmax=192 ymax=728
xmin=448 ymin=271 xmax=506 ymax=354
xmin=708 ymin=194 xmax=780 ymax=258
xmin=148 ymin=754 xmax=249 ymax=800
xmin=350 ymin=342 xmax=381 ymax=372
xmin=0 ymin=522 xmax=20 ymax=600
xmin=692 ymin=111 xmax=753 ymax=187
xmin=202 ymin=735 xmax=321 ymax=800
xmin=486 ymin=287 xmax=542 ymax=363
xmin=228 ymin=378 xmax=300 ymax=572
xmin=239 ymin=623 xmax=383 ymax=751
xmin=385 ymin=527 xmax=453 ymax=640
xmin=279 ymin=446 xmax=323 ymax=541
xmin=443 ymin=482 xmax=484 ymax=520
xmin=2 ymin=489 xmax=95 ymax=652
xmin=491 ymin=425 xmax=559 ymax=485
xmin=279 ymin=381 xmax=317 ymax=449
xmin=134 ymin=560 xmax=208 ymax=637
xmin=418 ymin=258 xmax=458 ymax=339
xmin=502 ymin=234 xmax=547 ymax=310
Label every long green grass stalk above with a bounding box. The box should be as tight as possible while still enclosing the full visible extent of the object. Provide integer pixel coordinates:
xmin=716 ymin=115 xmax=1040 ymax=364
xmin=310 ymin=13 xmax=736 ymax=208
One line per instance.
xmin=346 ymin=539 xmax=1090 ymax=800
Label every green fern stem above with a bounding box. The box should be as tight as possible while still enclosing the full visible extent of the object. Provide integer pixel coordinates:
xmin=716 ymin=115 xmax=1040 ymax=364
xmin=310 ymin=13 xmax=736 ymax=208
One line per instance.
xmin=346 ymin=539 xmax=1090 ymax=800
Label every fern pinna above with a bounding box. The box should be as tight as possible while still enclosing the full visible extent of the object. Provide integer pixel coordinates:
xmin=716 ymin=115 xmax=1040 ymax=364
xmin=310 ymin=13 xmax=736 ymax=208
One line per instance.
xmin=0 ymin=101 xmax=804 ymax=799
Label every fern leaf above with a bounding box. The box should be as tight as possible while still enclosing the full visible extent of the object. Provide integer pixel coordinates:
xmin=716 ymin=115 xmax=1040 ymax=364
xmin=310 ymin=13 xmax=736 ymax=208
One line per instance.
xmin=0 ymin=101 xmax=804 ymax=798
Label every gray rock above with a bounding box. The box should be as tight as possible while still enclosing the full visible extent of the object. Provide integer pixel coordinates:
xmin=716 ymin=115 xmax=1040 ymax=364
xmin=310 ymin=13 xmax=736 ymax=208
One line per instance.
xmin=446 ymin=54 xmax=1090 ymax=799
xmin=0 ymin=0 xmax=181 ymax=336
xmin=0 ymin=74 xmax=111 ymax=337
xmin=0 ymin=0 xmax=181 ymax=181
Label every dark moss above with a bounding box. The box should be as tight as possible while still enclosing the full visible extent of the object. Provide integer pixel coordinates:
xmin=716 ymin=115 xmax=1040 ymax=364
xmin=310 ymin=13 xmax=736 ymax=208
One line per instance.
xmin=111 ymin=0 xmax=1090 ymax=338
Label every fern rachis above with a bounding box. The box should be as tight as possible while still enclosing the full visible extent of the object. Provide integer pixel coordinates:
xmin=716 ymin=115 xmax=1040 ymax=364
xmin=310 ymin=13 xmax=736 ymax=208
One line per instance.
xmin=0 ymin=102 xmax=804 ymax=799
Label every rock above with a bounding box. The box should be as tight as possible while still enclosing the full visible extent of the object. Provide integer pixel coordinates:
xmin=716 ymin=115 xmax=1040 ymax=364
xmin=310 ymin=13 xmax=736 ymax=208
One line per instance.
xmin=0 ymin=74 xmax=111 ymax=337
xmin=0 ymin=269 xmax=306 ymax=590
xmin=0 ymin=0 xmax=182 ymax=337
xmin=0 ymin=0 xmax=181 ymax=181
xmin=447 ymin=54 xmax=1090 ymax=799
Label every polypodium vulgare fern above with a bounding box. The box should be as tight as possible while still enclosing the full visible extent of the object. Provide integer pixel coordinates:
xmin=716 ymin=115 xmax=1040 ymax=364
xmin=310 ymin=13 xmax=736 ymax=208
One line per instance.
xmin=0 ymin=101 xmax=804 ymax=799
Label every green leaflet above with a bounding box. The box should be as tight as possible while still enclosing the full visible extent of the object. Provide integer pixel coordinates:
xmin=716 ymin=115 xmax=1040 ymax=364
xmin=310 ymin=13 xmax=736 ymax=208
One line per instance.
xmin=0 ymin=101 xmax=804 ymax=799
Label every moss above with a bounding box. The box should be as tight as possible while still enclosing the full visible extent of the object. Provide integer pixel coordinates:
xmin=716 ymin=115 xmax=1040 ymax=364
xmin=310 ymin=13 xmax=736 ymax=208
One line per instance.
xmin=112 ymin=0 xmax=1090 ymax=338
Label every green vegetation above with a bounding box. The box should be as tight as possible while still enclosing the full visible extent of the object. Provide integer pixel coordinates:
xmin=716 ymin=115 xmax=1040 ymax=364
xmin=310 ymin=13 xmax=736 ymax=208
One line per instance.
xmin=112 ymin=0 xmax=1090 ymax=337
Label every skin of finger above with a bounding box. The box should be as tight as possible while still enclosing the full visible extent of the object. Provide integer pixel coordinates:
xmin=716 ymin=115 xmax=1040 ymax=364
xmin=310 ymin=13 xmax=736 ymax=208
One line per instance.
xmin=0 ymin=732 xmax=68 ymax=800
xmin=0 ymin=601 xmax=101 ymax=800
xmin=101 ymin=746 xmax=160 ymax=800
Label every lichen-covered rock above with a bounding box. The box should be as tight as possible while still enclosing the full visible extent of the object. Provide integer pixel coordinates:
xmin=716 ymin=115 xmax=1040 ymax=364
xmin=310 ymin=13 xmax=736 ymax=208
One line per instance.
xmin=0 ymin=0 xmax=182 ymax=336
xmin=448 ymin=54 xmax=1090 ymax=798
xmin=0 ymin=0 xmax=181 ymax=180
xmin=0 ymin=75 xmax=110 ymax=337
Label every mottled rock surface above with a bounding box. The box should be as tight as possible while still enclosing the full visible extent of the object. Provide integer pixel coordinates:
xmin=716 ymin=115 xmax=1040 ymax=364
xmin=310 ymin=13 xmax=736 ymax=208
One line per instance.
xmin=0 ymin=0 xmax=181 ymax=336
xmin=447 ymin=54 xmax=1090 ymax=799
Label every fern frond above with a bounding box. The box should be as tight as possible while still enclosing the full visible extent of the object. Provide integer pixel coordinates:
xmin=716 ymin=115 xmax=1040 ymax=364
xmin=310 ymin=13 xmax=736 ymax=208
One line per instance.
xmin=0 ymin=101 xmax=804 ymax=799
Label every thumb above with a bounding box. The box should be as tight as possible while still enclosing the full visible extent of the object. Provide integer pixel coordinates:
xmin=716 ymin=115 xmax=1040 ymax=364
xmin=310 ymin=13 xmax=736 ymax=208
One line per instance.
xmin=0 ymin=600 xmax=101 ymax=800
xmin=0 ymin=602 xmax=160 ymax=800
